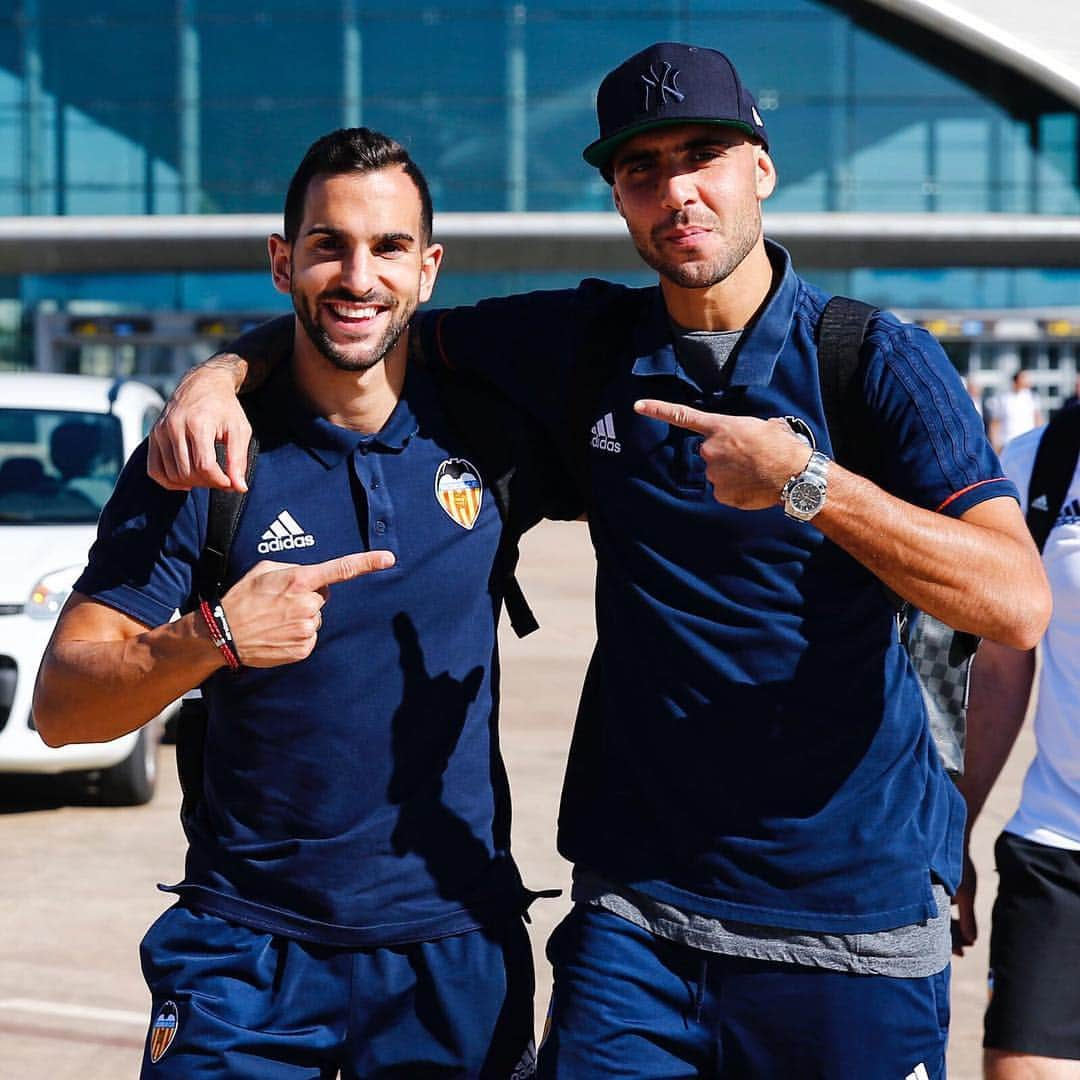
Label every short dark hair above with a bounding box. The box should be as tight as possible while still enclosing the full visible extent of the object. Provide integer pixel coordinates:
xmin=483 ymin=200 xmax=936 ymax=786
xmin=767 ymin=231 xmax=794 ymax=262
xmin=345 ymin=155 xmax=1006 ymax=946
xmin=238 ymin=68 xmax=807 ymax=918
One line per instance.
xmin=283 ymin=127 xmax=433 ymax=245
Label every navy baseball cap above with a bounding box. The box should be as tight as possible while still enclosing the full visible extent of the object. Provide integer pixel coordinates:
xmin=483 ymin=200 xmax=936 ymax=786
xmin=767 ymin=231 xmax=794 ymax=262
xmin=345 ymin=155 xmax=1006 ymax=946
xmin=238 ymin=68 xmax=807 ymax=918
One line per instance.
xmin=583 ymin=42 xmax=769 ymax=171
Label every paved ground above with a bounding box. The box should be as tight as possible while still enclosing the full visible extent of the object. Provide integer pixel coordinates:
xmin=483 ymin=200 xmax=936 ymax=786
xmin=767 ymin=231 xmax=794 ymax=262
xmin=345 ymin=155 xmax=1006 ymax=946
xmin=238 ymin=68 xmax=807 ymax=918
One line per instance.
xmin=0 ymin=519 xmax=1033 ymax=1078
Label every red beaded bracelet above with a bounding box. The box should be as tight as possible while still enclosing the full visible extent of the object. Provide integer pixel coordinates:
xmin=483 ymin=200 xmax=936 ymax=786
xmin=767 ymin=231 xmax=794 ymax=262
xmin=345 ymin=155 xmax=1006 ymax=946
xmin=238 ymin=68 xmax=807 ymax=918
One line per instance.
xmin=199 ymin=598 xmax=240 ymax=671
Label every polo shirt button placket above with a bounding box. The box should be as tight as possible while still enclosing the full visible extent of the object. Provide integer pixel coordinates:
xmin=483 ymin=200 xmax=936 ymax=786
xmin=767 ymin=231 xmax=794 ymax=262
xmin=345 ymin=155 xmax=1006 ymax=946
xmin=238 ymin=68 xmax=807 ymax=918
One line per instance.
xmin=362 ymin=455 xmax=394 ymax=548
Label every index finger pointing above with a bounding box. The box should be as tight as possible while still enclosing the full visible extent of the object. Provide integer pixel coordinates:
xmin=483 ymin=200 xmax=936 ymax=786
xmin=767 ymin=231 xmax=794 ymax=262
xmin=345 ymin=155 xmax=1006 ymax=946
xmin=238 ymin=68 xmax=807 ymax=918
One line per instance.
xmin=634 ymin=399 xmax=717 ymax=435
xmin=223 ymin=424 xmax=253 ymax=493
xmin=289 ymin=551 xmax=396 ymax=591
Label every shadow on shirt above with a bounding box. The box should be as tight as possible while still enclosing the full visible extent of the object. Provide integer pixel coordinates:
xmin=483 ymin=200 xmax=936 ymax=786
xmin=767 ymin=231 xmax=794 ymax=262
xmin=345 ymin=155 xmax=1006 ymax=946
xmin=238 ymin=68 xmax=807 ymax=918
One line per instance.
xmin=387 ymin=612 xmax=517 ymax=931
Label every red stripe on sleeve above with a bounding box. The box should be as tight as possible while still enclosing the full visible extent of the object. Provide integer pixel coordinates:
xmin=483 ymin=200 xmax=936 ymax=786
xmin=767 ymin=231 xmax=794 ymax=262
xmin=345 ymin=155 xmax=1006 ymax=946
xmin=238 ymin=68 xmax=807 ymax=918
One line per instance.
xmin=936 ymin=477 xmax=1008 ymax=513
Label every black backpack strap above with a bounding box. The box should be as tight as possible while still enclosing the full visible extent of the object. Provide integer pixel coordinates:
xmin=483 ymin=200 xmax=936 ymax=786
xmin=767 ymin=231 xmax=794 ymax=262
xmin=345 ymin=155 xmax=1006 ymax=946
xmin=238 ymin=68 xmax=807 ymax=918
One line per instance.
xmin=180 ymin=403 xmax=259 ymax=831
xmin=1027 ymin=403 xmax=1080 ymax=553
xmin=197 ymin=428 xmax=259 ymax=600
xmin=815 ymin=295 xmax=912 ymax=615
xmin=816 ymin=296 xmax=878 ymax=470
xmin=485 ymin=460 xmax=540 ymax=639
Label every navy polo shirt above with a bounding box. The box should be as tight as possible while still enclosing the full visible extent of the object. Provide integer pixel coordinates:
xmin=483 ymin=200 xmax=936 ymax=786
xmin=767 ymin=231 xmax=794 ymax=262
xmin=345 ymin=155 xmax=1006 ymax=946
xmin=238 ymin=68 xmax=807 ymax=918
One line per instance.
xmin=421 ymin=241 xmax=1017 ymax=934
xmin=76 ymin=362 xmax=545 ymax=947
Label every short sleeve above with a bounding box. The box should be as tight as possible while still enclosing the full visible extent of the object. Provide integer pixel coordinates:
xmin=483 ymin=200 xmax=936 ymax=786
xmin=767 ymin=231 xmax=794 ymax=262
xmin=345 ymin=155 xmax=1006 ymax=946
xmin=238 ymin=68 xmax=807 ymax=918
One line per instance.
xmin=74 ymin=440 xmax=207 ymax=628
xmin=860 ymin=317 xmax=1019 ymax=518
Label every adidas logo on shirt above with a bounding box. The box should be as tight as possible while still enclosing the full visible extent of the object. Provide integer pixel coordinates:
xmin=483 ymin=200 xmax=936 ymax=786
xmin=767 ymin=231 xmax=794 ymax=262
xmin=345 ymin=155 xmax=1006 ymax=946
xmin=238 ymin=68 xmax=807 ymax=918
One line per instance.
xmin=257 ymin=509 xmax=316 ymax=554
xmin=905 ymin=1064 xmax=930 ymax=1080
xmin=590 ymin=412 xmax=621 ymax=454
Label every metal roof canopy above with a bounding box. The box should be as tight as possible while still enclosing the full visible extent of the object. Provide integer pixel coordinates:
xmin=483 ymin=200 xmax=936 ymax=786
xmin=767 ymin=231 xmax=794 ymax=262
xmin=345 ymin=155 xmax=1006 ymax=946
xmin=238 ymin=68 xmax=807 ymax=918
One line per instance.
xmin=867 ymin=0 xmax=1080 ymax=112
xmin=3 ymin=212 xmax=1080 ymax=274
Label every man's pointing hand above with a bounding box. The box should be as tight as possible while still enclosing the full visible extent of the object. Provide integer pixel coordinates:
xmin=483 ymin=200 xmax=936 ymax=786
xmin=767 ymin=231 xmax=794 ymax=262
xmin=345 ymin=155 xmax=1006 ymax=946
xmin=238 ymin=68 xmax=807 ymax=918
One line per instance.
xmin=634 ymin=399 xmax=815 ymax=510
xmin=284 ymin=552 xmax=396 ymax=591
xmin=213 ymin=551 xmax=395 ymax=669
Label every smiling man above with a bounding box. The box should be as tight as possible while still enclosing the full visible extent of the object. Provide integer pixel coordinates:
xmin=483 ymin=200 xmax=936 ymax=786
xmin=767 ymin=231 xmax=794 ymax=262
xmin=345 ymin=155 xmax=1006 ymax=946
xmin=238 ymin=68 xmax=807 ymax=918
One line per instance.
xmin=33 ymin=128 xmax=578 ymax=1078
xmin=147 ymin=44 xmax=1050 ymax=1078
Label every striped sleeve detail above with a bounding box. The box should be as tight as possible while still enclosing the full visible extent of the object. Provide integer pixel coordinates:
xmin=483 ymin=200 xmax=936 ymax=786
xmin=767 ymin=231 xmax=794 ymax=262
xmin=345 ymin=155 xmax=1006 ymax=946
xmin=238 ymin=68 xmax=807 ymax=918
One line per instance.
xmin=936 ymin=477 xmax=1009 ymax=513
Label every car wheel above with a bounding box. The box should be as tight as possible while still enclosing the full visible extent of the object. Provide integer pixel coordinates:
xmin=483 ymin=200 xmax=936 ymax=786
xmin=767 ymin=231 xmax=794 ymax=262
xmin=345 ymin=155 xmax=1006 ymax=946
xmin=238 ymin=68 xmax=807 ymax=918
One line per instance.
xmin=98 ymin=725 xmax=159 ymax=806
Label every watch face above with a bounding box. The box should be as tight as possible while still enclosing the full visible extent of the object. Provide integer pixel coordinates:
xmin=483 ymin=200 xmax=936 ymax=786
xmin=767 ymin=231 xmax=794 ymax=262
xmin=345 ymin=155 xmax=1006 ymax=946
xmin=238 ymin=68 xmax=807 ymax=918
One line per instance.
xmin=789 ymin=479 xmax=824 ymax=515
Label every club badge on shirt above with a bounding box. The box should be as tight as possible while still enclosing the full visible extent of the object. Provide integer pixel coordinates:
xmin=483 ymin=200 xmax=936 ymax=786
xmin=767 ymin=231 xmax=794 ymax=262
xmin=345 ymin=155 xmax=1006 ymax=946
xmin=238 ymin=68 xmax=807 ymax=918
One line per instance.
xmin=148 ymin=1000 xmax=179 ymax=1063
xmin=435 ymin=458 xmax=483 ymax=530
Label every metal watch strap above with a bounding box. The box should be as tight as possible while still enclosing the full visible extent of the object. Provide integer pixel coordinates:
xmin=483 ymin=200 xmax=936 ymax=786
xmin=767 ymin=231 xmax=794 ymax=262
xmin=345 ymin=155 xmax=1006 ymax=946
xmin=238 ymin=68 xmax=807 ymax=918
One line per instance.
xmin=782 ymin=450 xmax=830 ymax=521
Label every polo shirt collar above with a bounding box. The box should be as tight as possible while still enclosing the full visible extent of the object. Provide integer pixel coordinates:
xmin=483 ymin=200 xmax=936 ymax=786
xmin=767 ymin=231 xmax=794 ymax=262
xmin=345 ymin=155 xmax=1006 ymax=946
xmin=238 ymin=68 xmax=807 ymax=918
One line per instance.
xmin=629 ymin=239 xmax=798 ymax=390
xmin=257 ymin=361 xmax=420 ymax=470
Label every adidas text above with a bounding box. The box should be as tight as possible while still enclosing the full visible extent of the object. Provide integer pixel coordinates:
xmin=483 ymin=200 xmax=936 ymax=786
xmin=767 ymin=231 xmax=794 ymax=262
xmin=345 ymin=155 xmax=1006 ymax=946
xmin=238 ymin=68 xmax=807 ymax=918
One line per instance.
xmin=258 ymin=510 xmax=316 ymax=554
xmin=591 ymin=412 xmax=621 ymax=453
xmin=258 ymin=534 xmax=316 ymax=554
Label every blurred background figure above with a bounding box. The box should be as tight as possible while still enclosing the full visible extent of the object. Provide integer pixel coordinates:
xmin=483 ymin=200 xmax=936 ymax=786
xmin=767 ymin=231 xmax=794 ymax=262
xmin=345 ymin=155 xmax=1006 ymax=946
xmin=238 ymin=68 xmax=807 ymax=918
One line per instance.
xmin=989 ymin=370 xmax=1043 ymax=452
xmin=966 ymin=376 xmax=988 ymax=430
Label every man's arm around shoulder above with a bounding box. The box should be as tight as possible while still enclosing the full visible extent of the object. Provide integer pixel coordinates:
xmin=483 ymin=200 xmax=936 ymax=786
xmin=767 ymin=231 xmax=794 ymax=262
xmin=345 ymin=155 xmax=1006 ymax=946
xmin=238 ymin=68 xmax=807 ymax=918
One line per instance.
xmin=147 ymin=315 xmax=293 ymax=492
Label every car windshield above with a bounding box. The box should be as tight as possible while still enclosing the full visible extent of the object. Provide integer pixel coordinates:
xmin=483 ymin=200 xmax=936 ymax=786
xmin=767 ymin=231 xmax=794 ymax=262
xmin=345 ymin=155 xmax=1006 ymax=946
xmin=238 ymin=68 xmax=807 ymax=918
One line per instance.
xmin=0 ymin=408 xmax=124 ymax=524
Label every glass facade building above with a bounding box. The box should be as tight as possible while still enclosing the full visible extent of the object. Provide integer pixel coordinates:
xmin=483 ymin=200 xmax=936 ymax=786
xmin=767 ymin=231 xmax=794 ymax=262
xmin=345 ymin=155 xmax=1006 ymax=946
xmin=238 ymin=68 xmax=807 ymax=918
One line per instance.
xmin=3 ymin=1 xmax=1080 ymax=371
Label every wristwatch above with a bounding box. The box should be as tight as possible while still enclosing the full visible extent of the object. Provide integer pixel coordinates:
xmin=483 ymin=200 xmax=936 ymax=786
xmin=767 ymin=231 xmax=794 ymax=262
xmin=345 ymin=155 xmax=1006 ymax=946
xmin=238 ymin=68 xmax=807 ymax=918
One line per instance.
xmin=781 ymin=450 xmax=830 ymax=521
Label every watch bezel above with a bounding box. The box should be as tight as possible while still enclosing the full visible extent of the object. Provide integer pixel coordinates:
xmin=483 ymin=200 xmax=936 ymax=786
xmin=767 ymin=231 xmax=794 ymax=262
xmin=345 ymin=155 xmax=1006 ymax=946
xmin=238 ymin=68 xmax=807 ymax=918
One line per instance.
xmin=782 ymin=451 xmax=829 ymax=521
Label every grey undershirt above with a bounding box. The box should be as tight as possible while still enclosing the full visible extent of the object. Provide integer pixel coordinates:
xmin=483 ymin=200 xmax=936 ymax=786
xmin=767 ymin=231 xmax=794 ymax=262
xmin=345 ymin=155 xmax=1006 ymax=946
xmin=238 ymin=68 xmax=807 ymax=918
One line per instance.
xmin=573 ymin=872 xmax=952 ymax=978
xmin=582 ymin=322 xmax=952 ymax=978
xmin=670 ymin=323 xmax=743 ymax=393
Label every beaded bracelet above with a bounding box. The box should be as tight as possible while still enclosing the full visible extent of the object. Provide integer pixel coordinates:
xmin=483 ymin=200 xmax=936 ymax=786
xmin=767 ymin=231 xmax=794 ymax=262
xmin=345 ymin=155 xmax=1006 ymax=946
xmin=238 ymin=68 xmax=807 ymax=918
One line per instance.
xmin=199 ymin=598 xmax=240 ymax=671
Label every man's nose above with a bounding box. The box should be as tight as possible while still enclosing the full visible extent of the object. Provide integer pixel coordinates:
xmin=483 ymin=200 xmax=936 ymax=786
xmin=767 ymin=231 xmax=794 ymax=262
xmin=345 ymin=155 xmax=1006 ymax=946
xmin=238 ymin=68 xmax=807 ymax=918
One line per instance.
xmin=659 ymin=169 xmax=698 ymax=211
xmin=338 ymin=249 xmax=376 ymax=294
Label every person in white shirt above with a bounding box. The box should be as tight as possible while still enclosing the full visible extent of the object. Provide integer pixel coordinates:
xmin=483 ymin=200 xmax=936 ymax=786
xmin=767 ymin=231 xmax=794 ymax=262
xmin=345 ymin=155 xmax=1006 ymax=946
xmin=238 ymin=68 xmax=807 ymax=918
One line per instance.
xmin=989 ymin=369 xmax=1043 ymax=452
xmin=953 ymin=411 xmax=1080 ymax=1079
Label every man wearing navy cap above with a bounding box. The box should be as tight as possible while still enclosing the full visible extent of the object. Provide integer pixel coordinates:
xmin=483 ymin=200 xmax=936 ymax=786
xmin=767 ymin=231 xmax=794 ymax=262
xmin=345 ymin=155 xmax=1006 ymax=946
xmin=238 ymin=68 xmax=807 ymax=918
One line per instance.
xmin=148 ymin=44 xmax=1050 ymax=1078
xmin=34 ymin=127 xmax=577 ymax=1078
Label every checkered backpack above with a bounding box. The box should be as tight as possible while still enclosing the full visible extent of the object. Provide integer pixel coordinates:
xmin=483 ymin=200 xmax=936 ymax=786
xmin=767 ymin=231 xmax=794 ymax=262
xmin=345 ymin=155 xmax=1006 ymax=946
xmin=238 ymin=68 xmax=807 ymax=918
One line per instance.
xmin=816 ymin=304 xmax=1080 ymax=775
xmin=817 ymin=297 xmax=979 ymax=776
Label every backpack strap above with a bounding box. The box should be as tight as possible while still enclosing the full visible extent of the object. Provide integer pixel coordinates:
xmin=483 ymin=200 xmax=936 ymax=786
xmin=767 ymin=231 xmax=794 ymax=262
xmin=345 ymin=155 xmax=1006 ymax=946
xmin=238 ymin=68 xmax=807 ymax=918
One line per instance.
xmin=816 ymin=296 xmax=878 ymax=471
xmin=815 ymin=296 xmax=910 ymax=616
xmin=1026 ymin=403 xmax=1080 ymax=553
xmin=197 ymin=416 xmax=260 ymax=601
xmin=487 ymin=459 xmax=540 ymax=639
xmin=179 ymin=401 xmax=259 ymax=830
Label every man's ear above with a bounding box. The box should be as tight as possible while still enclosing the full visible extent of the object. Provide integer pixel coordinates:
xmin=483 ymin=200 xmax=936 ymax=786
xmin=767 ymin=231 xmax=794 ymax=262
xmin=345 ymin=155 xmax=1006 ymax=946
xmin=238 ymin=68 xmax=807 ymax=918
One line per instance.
xmin=268 ymin=234 xmax=292 ymax=295
xmin=755 ymin=146 xmax=777 ymax=202
xmin=612 ymin=183 xmax=627 ymax=220
xmin=418 ymin=242 xmax=444 ymax=304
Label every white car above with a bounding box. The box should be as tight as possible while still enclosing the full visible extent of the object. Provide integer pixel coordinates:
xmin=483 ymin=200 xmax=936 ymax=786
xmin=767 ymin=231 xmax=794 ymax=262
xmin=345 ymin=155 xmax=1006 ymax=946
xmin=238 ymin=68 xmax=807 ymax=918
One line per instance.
xmin=0 ymin=372 xmax=168 ymax=805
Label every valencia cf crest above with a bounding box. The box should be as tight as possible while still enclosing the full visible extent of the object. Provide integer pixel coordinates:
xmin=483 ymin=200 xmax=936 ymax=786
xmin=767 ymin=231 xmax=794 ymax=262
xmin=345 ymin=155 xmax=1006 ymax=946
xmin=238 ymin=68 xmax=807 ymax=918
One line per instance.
xmin=435 ymin=458 xmax=483 ymax=530
xmin=148 ymin=1000 xmax=179 ymax=1063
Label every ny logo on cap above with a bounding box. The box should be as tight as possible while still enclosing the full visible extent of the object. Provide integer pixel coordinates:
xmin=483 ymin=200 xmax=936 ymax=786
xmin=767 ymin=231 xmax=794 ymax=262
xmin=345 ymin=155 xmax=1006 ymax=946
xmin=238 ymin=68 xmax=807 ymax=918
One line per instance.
xmin=641 ymin=62 xmax=684 ymax=112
